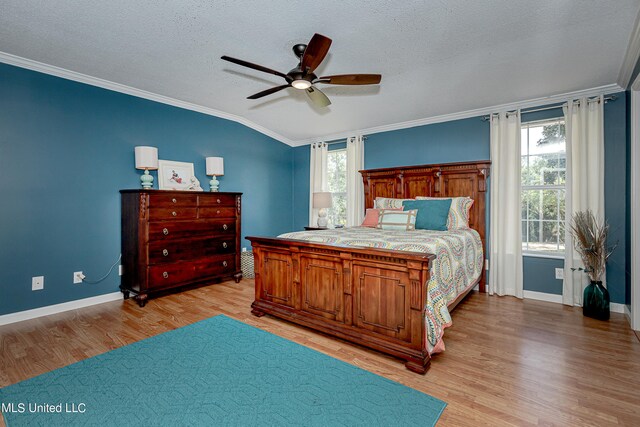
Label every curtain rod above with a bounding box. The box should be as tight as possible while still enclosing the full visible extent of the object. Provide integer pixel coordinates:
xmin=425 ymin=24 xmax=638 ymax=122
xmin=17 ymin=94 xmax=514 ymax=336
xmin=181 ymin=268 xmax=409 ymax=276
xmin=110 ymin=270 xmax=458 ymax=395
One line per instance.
xmin=481 ymin=95 xmax=617 ymax=121
xmin=313 ymin=136 xmax=368 ymax=146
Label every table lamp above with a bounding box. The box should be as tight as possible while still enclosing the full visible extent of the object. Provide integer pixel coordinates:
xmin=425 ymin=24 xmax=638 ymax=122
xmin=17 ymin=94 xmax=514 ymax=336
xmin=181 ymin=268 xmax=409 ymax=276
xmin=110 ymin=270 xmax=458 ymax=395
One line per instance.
xmin=206 ymin=157 xmax=224 ymax=192
xmin=134 ymin=146 xmax=159 ymax=189
xmin=313 ymin=192 xmax=333 ymax=228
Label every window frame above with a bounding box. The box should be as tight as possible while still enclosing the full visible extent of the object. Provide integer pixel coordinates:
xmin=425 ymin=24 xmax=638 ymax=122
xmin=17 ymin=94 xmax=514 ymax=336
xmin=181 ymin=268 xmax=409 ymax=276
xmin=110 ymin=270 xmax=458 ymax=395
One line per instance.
xmin=520 ymin=117 xmax=567 ymax=259
xmin=326 ymin=148 xmax=347 ymax=226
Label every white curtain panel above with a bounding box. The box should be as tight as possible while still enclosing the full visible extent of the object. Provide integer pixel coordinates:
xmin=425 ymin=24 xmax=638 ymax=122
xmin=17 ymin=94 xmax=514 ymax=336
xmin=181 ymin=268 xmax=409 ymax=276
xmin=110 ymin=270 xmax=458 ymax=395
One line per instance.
xmin=346 ymin=135 xmax=365 ymax=227
xmin=309 ymin=142 xmax=328 ymax=226
xmin=563 ymin=96 xmax=605 ymax=306
xmin=489 ymin=111 xmax=524 ymax=298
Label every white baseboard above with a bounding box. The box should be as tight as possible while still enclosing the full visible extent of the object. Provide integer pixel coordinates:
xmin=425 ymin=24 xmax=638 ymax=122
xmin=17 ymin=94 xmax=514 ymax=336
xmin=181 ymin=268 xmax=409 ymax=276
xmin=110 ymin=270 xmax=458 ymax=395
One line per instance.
xmin=0 ymin=292 xmax=122 ymax=326
xmin=523 ymin=290 xmax=563 ymax=304
xmin=523 ymin=290 xmax=628 ymax=315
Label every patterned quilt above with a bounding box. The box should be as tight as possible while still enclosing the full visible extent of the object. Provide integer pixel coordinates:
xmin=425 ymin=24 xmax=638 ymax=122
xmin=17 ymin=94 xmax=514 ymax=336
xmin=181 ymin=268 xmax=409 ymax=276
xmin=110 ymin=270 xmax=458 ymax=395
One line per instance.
xmin=278 ymin=227 xmax=483 ymax=354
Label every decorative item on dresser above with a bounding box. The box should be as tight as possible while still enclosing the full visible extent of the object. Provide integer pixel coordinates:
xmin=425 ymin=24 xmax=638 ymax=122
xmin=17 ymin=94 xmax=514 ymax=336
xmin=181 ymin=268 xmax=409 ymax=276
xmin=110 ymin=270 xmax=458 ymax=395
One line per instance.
xmin=206 ymin=157 xmax=224 ymax=192
xmin=120 ymin=190 xmax=242 ymax=307
xmin=157 ymin=160 xmax=196 ymax=191
xmin=134 ymin=146 xmax=159 ymax=189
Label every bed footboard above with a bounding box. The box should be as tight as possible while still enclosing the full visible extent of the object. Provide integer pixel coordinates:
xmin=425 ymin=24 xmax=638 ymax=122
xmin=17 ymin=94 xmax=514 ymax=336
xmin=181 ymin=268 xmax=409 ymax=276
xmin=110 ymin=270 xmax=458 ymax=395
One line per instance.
xmin=248 ymin=236 xmax=435 ymax=374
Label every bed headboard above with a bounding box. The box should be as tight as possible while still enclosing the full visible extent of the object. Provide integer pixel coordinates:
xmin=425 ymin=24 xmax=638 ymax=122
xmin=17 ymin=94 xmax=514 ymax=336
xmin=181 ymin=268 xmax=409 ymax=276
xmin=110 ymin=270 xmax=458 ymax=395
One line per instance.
xmin=360 ymin=160 xmax=491 ymax=287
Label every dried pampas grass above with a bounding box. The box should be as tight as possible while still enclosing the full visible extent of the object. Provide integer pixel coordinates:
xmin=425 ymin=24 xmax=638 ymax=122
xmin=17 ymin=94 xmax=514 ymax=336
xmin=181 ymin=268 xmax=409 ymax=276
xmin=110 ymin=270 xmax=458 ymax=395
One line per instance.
xmin=569 ymin=210 xmax=616 ymax=282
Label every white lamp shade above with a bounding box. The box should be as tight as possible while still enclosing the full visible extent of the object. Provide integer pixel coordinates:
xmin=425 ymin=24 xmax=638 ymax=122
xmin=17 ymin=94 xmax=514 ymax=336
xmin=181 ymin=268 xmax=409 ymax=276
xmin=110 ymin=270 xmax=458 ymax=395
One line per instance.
xmin=313 ymin=192 xmax=333 ymax=209
xmin=206 ymin=157 xmax=224 ymax=176
xmin=134 ymin=146 xmax=158 ymax=170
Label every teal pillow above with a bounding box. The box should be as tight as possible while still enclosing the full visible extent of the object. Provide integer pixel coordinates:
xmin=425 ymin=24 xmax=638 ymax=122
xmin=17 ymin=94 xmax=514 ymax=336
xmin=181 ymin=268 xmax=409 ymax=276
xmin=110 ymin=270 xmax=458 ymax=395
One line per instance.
xmin=402 ymin=199 xmax=452 ymax=231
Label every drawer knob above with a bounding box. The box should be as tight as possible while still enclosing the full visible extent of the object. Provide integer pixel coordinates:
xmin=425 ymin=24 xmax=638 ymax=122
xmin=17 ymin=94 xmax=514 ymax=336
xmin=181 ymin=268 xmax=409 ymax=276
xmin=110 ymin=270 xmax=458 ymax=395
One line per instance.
xmin=172 ymin=211 xmax=177 ymax=217
xmin=217 ymin=198 xmax=221 ymax=204
xmin=162 ymin=249 xmax=169 ymax=257
xmin=223 ymin=224 xmax=228 ymax=230
xmin=216 ymin=210 xmax=221 ymax=215
xmin=163 ymin=228 xmax=169 ymax=235
xmin=162 ymin=272 xmax=169 ymax=279
xmin=222 ymin=261 xmax=228 ymax=267
xmin=172 ymin=198 xmax=177 ymax=203
xmin=222 ymin=242 xmax=228 ymax=249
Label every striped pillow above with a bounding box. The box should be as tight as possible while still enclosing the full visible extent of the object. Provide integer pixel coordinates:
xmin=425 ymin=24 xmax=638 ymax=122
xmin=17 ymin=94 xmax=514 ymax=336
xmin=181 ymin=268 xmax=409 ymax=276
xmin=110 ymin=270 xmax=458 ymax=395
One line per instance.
xmin=374 ymin=197 xmax=412 ymax=210
xmin=415 ymin=196 xmax=473 ymax=229
xmin=377 ymin=209 xmax=417 ymax=231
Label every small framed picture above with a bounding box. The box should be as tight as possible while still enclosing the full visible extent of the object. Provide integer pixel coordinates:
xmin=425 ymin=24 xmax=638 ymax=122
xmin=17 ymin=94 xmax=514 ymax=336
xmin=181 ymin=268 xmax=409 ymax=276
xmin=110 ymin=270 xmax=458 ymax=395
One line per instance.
xmin=158 ymin=160 xmax=195 ymax=191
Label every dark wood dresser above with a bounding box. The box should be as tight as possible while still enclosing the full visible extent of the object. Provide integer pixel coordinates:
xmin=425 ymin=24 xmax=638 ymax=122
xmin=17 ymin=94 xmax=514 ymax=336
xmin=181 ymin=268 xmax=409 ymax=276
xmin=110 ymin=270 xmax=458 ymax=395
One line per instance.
xmin=120 ymin=190 xmax=242 ymax=306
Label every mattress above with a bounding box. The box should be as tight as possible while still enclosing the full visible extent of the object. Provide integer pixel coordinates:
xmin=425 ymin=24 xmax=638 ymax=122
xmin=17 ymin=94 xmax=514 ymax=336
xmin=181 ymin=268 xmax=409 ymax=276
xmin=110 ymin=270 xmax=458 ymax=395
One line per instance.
xmin=278 ymin=226 xmax=483 ymax=353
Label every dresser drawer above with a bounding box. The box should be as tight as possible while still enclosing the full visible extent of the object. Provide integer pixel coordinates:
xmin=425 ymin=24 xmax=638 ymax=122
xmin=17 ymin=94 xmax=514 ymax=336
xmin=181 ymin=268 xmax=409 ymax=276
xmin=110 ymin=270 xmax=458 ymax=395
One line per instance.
xmin=198 ymin=194 xmax=237 ymax=207
xmin=148 ymin=255 xmax=236 ymax=289
xmin=148 ymin=220 xmax=236 ymax=240
xmin=148 ymin=237 xmax=236 ymax=264
xmin=148 ymin=207 xmax=198 ymax=221
xmin=193 ymin=255 xmax=237 ymax=278
xmin=149 ymin=193 xmax=198 ymax=207
xmin=199 ymin=207 xmax=237 ymax=219
xmin=148 ymin=263 xmax=195 ymax=288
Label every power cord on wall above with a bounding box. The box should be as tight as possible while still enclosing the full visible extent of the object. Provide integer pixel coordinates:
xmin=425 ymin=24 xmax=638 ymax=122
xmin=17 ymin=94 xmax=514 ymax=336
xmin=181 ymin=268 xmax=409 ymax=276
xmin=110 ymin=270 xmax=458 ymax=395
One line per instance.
xmin=77 ymin=254 xmax=122 ymax=284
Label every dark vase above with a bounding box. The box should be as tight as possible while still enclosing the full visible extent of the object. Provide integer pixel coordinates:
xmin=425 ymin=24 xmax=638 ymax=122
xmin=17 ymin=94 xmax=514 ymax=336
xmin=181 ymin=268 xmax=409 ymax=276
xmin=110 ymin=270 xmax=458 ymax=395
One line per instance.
xmin=583 ymin=281 xmax=610 ymax=320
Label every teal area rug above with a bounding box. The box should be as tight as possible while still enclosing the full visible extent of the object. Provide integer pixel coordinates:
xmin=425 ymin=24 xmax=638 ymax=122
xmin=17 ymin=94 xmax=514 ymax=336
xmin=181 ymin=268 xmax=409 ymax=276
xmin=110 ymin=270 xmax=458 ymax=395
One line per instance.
xmin=0 ymin=315 xmax=446 ymax=426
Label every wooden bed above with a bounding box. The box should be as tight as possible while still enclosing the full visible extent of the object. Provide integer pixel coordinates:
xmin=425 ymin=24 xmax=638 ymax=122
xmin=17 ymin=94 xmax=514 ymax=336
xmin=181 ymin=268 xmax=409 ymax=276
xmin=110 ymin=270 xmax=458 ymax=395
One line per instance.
xmin=248 ymin=160 xmax=490 ymax=373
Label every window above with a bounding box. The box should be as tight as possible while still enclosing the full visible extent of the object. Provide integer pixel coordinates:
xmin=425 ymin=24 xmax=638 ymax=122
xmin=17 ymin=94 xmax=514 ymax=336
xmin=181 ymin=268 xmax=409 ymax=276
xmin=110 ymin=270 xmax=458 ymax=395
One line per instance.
xmin=326 ymin=149 xmax=347 ymax=226
xmin=521 ymin=118 xmax=566 ymax=255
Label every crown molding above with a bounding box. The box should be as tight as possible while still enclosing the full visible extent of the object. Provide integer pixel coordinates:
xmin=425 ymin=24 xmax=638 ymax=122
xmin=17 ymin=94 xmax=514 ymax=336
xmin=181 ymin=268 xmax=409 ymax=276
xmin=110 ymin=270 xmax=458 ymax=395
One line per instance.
xmin=0 ymin=51 xmax=296 ymax=146
xmin=291 ymin=83 xmax=624 ymax=146
xmin=619 ymin=8 xmax=640 ymax=90
xmin=0 ymin=52 xmax=624 ymax=148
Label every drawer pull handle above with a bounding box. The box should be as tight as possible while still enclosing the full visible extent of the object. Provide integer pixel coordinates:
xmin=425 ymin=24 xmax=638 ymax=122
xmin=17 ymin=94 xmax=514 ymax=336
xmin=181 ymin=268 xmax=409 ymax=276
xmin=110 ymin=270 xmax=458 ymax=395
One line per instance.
xmin=223 ymin=224 xmax=228 ymax=230
xmin=222 ymin=261 xmax=228 ymax=267
xmin=172 ymin=211 xmax=177 ymax=217
xmin=216 ymin=210 xmax=221 ymax=215
xmin=217 ymin=199 xmax=221 ymax=204
xmin=222 ymin=242 xmax=228 ymax=248
xmin=162 ymin=249 xmax=169 ymax=257
xmin=163 ymin=228 xmax=169 ymax=235
xmin=162 ymin=272 xmax=169 ymax=279
xmin=172 ymin=198 xmax=177 ymax=203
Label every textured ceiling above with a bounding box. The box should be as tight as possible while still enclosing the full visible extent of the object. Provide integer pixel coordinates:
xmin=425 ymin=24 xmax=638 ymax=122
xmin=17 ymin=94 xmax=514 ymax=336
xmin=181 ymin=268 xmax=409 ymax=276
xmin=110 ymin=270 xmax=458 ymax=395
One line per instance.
xmin=0 ymin=1 xmax=638 ymax=145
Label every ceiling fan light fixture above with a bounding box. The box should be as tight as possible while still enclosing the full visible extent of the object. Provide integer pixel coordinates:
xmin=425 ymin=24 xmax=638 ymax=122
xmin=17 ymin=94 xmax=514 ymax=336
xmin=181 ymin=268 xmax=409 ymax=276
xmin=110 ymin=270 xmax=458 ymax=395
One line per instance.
xmin=292 ymin=79 xmax=312 ymax=90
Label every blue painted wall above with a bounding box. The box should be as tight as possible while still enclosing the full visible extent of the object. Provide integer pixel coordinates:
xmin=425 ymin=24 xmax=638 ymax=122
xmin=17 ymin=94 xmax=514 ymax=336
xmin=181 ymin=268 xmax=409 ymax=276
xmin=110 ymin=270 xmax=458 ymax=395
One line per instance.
xmin=292 ymin=94 xmax=629 ymax=303
xmin=0 ymin=63 xmax=294 ymax=316
xmin=292 ymin=146 xmax=310 ymax=231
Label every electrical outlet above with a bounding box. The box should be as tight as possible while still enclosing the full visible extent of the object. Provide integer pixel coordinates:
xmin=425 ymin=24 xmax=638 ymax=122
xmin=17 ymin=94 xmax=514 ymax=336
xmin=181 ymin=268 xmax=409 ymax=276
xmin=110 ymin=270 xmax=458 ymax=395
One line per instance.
xmin=555 ymin=268 xmax=564 ymax=280
xmin=242 ymin=247 xmax=247 ymax=252
xmin=485 ymin=259 xmax=489 ymax=271
xmin=73 ymin=271 xmax=84 ymax=284
xmin=32 ymin=276 xmax=44 ymax=291
xmin=119 ymin=265 xmax=123 ymax=276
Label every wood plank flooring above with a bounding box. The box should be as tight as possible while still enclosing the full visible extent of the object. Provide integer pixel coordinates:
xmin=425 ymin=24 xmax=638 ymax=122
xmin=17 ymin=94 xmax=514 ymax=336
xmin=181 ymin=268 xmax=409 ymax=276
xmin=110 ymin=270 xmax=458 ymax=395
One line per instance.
xmin=1 ymin=279 xmax=639 ymax=426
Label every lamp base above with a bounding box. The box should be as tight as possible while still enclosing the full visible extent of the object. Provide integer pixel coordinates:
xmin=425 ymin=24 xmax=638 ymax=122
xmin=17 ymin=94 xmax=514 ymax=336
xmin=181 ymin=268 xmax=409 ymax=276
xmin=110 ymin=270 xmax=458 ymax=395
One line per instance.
xmin=317 ymin=208 xmax=328 ymax=228
xmin=209 ymin=176 xmax=220 ymax=192
xmin=140 ymin=169 xmax=154 ymax=189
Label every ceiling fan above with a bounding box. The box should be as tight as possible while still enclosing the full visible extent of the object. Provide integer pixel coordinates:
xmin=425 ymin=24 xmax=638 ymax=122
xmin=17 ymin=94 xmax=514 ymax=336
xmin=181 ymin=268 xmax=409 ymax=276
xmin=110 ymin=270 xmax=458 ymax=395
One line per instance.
xmin=221 ymin=33 xmax=381 ymax=107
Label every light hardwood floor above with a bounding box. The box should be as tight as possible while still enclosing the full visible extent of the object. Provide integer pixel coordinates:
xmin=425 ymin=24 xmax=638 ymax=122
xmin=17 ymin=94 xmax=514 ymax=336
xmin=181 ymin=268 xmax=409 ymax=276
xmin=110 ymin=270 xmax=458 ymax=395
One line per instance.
xmin=1 ymin=279 xmax=639 ymax=426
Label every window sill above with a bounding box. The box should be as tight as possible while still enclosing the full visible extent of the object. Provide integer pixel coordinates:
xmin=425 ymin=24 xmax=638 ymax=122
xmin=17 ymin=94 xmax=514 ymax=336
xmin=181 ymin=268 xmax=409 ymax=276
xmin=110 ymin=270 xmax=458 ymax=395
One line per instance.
xmin=523 ymin=252 xmax=564 ymax=260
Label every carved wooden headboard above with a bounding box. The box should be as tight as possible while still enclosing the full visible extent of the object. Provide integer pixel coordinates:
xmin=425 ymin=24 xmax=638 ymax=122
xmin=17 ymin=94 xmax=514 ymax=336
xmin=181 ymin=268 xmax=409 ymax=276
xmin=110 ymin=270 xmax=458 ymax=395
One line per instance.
xmin=360 ymin=160 xmax=491 ymax=288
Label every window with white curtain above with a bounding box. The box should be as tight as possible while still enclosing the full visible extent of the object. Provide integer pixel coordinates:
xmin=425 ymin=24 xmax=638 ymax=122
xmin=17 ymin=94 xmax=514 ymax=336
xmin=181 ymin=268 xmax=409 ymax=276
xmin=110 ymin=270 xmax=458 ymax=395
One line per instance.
xmin=326 ymin=148 xmax=347 ymax=226
xmin=521 ymin=118 xmax=566 ymax=255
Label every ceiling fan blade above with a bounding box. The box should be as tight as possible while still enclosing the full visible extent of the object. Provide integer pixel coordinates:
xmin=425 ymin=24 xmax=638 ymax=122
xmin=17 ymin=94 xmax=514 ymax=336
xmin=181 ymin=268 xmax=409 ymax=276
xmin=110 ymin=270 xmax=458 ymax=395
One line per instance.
xmin=247 ymin=84 xmax=291 ymax=100
xmin=317 ymin=74 xmax=382 ymax=85
xmin=301 ymin=33 xmax=332 ymax=73
xmin=221 ymin=55 xmax=288 ymax=79
xmin=306 ymin=86 xmax=331 ymax=108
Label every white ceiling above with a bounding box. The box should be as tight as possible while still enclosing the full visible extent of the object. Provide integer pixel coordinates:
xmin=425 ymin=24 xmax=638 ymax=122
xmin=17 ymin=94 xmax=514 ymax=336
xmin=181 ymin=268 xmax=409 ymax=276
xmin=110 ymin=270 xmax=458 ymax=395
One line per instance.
xmin=1 ymin=1 xmax=639 ymax=145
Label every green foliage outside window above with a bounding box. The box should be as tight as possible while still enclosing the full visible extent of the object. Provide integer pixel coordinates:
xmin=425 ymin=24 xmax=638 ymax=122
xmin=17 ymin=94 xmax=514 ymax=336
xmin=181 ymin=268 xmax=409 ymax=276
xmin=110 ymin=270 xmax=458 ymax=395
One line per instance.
xmin=521 ymin=121 xmax=566 ymax=253
xmin=327 ymin=149 xmax=347 ymax=226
